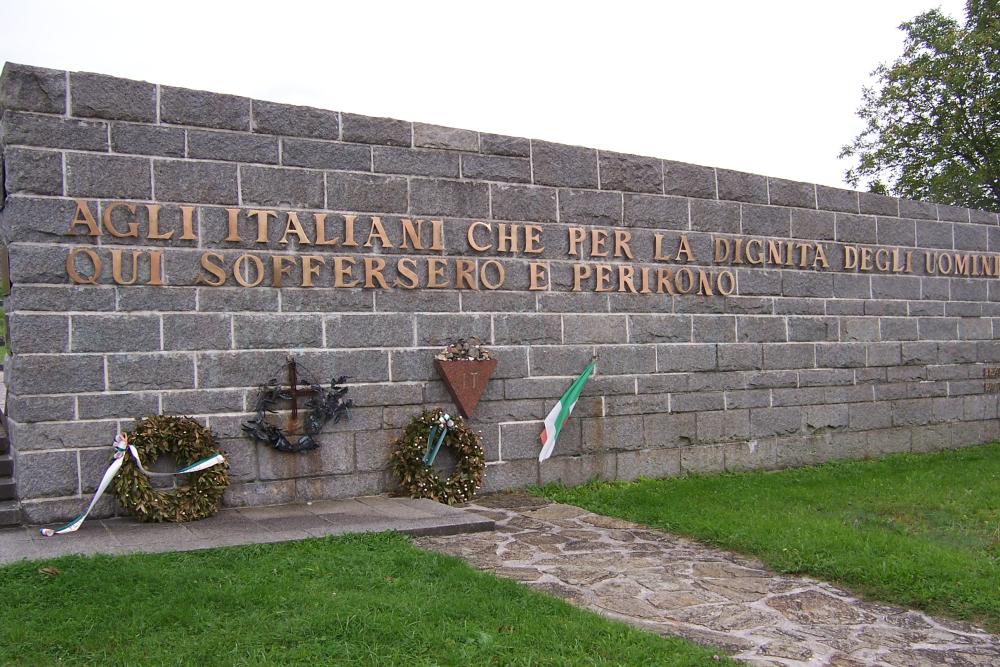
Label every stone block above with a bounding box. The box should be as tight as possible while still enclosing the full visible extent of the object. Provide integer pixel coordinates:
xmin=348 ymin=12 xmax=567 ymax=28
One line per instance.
xmin=737 ymin=316 xmax=786 ymax=342
xmin=410 ymin=123 xmax=477 ymax=151
xmin=9 ymin=284 xmax=115 ymax=312
xmin=258 ymin=434 xmax=353 ymax=480
xmin=787 ymin=316 xmax=837 ymax=342
xmin=252 ymin=99 xmax=339 ymax=139
xmin=526 ymin=345 xmax=592 ymax=377
xmin=538 ymin=453 xmax=615 ymax=485
xmin=493 ymin=313 xmax=561 ymax=344
xmin=232 ymin=313 xmax=323 ymax=349
xmin=767 ymin=177 xmax=815 ymax=208
xmin=898 ymin=198 xmax=937 ymax=220
xmin=628 ymin=315 xmax=692 ymax=343
xmin=8 ymin=244 xmax=69 ymax=284
xmin=70 ymin=72 xmax=155 ymax=122
xmin=6 ymin=395 xmax=75 ymax=422
xmin=198 ymin=287 xmax=279 ymax=312
xmin=835 ymin=213 xmax=877 ymax=244
xmin=724 ymin=439 xmax=777 ymax=471
xmin=762 ymin=343 xmax=814 ymax=370
xmin=0 ymin=62 xmax=65 ymax=113
xmin=460 ymin=154 xmax=530 ymax=183
xmin=10 ymin=419 xmax=117 ymax=452
xmin=671 ymin=391 xmax=724 ymax=412
xmin=691 ymin=315 xmax=735 ymax=343
xmin=77 ymin=392 xmax=159 ymax=420
xmin=804 ymin=403 xmax=849 ymax=431
xmin=558 ymin=188 xmax=622 ymax=226
xmin=72 ymin=314 xmax=160 ymax=352
xmin=187 ymin=129 xmax=278 ymax=164
xmin=490 ymin=183 xmax=557 ymax=222
xmin=816 ymin=342 xmax=866 ymax=368
xmin=409 ymin=178 xmax=488 ymax=217
xmin=162 ymin=313 xmax=232 ymax=351
xmin=66 ymin=153 xmax=150 ymax=199
xmin=160 ymin=85 xmax=251 ymax=131
xmin=481 ymin=459 xmax=539 ymax=492
xmin=690 ymin=199 xmax=739 ymax=234
xmin=714 ymin=343 xmax=761 ymax=371
xmin=162 ymin=389 xmax=246 ymax=415
xmin=696 ymin=409 xmax=749 ymax=442
xmin=717 ymin=168 xmax=766 ymax=204
xmin=915 ymin=219 xmax=953 ymax=248
xmin=1 ymin=196 xmax=89 ymax=247
xmin=480 ymin=133 xmax=530 ymax=157
xmin=8 ymin=313 xmax=68 ymax=353
xmin=662 ymin=160 xmax=715 ymax=199
xmin=953 ymin=223 xmax=988 ymax=251
xmin=871 ymin=275 xmax=920 ymax=300
xmin=616 ymin=447 xmax=681 ymax=480
xmin=154 ymin=159 xmax=238 ymax=205
xmin=750 ymin=407 xmax=801 ymax=437
xmin=816 ymin=185 xmax=858 ymax=213
xmin=341 ymin=113 xmax=410 ymax=146
xmin=859 ymin=192 xmax=898 ymax=216
xmin=413 ymin=313 xmax=490 ymax=347
xmin=374 ymin=146 xmax=459 ymax=177
xmin=876 ymin=217 xmax=915 ymax=246
xmin=107 ymin=353 xmax=195 ymax=390
xmin=596 ymin=345 xmax=655 ymax=375
xmin=327 ymin=172 xmax=407 ymax=213
xmin=623 ymin=193 xmax=688 ymax=228
xmin=598 ymin=151 xmax=662 ymax=193
xmin=1 ymin=111 xmax=108 ymax=151
xmin=742 ymin=204 xmax=790 ymax=236
xmin=655 ymin=343 xmax=716 ymax=372
xmin=281 ymin=137 xmax=371 ymax=171
xmin=680 ymin=444 xmax=726 ymax=474
xmin=241 ymin=165 xmax=323 ymax=209
xmin=642 ymin=412 xmax=696 ymax=448
xmin=789 ymin=209 xmax=834 ymax=240
xmin=375 ymin=290 xmax=459 ymax=313
xmin=918 ymin=317 xmax=958 ymax=340
xmin=531 ymin=140 xmax=598 ymax=188
xmin=325 ymin=313 xmax=414 ymax=348
xmin=560 ymin=314 xmax=624 ymax=344
xmin=14 ymin=450 xmax=78 ymax=498
xmin=111 ymin=122 xmax=185 ymax=157
xmin=3 ymin=147 xmax=63 ymax=195
xmin=7 ymin=353 xmax=105 ymax=394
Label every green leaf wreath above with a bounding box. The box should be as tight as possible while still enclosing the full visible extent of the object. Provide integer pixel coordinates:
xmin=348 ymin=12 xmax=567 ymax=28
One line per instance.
xmin=111 ymin=416 xmax=230 ymax=523
xmin=389 ymin=408 xmax=485 ymax=505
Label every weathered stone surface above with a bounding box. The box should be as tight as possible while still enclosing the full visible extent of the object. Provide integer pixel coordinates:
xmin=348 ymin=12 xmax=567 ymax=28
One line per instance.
xmin=417 ymin=498 xmax=1000 ymax=667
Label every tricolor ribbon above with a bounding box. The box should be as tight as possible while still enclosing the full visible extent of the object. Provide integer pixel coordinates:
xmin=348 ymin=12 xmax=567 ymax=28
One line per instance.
xmin=422 ymin=413 xmax=454 ymax=467
xmin=40 ymin=434 xmax=226 ymax=537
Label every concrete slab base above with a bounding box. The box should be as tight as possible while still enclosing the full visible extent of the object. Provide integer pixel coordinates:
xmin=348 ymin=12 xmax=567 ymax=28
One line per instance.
xmin=0 ymin=496 xmax=494 ymax=565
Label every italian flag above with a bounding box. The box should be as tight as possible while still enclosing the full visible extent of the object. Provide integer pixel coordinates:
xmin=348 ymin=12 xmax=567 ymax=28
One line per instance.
xmin=539 ymin=361 xmax=596 ymax=462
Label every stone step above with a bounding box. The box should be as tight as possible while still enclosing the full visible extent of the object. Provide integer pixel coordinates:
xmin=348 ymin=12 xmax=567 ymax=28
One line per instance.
xmin=0 ymin=454 xmax=11 ymax=477
xmin=0 ymin=500 xmax=19 ymax=527
xmin=0 ymin=477 xmax=14 ymax=501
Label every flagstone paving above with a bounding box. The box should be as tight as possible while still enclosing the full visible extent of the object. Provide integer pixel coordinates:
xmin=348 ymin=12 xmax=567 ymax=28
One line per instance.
xmin=415 ymin=494 xmax=1000 ymax=667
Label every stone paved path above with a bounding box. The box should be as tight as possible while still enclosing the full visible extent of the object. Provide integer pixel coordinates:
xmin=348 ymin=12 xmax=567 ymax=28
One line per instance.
xmin=415 ymin=495 xmax=1000 ymax=666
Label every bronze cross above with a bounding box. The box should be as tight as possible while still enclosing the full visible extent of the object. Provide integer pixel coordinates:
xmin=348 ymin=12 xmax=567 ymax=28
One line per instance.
xmin=284 ymin=357 xmax=317 ymax=432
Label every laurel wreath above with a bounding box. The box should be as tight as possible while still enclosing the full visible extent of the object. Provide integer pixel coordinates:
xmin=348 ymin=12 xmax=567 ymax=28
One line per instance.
xmin=111 ymin=416 xmax=230 ymax=523
xmin=389 ymin=408 xmax=485 ymax=505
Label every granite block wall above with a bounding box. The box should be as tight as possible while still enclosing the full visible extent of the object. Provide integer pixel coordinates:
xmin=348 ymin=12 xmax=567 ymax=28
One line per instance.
xmin=2 ymin=62 xmax=1000 ymax=523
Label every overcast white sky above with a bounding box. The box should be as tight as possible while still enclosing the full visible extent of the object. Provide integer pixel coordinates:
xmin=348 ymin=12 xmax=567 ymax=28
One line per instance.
xmin=0 ymin=0 xmax=967 ymax=189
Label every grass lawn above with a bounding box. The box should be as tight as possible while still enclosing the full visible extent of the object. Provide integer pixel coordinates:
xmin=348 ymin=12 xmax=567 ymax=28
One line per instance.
xmin=0 ymin=532 xmax=732 ymax=666
xmin=538 ymin=443 xmax=1000 ymax=632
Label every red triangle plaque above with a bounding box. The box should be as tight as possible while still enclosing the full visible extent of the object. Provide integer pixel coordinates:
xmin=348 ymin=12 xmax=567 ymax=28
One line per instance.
xmin=434 ymin=359 xmax=498 ymax=419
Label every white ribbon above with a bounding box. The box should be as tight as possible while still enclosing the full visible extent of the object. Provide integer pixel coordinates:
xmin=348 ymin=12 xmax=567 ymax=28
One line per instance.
xmin=40 ymin=434 xmax=226 ymax=537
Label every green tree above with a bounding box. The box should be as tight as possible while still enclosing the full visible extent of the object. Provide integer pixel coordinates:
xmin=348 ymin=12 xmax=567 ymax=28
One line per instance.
xmin=840 ymin=1 xmax=999 ymax=210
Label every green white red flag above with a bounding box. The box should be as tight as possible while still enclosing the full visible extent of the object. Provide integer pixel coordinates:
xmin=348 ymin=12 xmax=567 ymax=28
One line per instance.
xmin=539 ymin=361 xmax=596 ymax=462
